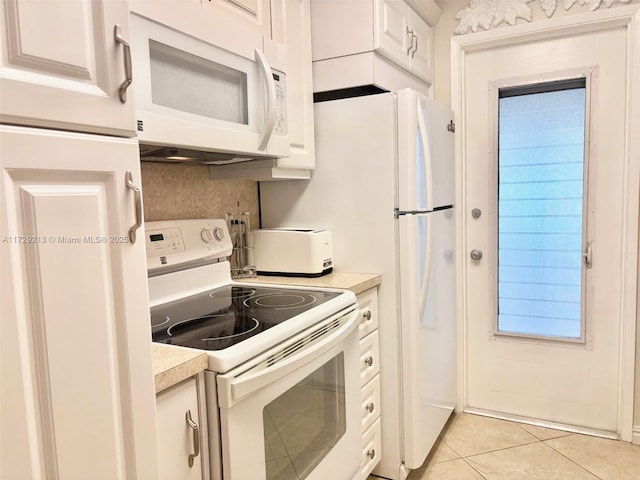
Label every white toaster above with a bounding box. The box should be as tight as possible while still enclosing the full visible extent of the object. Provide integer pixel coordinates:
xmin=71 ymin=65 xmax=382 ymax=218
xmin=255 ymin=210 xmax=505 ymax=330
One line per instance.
xmin=251 ymin=228 xmax=333 ymax=276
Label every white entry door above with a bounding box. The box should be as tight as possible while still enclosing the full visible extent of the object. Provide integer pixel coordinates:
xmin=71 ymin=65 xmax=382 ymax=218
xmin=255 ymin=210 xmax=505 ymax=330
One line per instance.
xmin=462 ymin=22 xmax=635 ymax=435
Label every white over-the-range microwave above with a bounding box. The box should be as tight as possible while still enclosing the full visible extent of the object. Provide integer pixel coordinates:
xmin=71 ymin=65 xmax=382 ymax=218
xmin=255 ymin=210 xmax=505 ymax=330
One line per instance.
xmin=129 ymin=12 xmax=289 ymax=164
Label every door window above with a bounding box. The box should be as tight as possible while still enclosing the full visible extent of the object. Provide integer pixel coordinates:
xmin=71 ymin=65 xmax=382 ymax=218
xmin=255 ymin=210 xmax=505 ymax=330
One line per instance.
xmin=497 ymin=79 xmax=587 ymax=340
xmin=263 ymin=353 xmax=346 ymax=480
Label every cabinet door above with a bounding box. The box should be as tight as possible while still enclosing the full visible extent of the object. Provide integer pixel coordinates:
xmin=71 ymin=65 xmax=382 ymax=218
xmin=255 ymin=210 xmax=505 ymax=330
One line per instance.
xmin=205 ymin=0 xmax=272 ymax=39
xmin=0 ymin=0 xmax=136 ymax=136
xmin=408 ymin=9 xmax=433 ymax=84
xmin=0 ymin=125 xmax=157 ymax=480
xmin=156 ymin=378 xmax=203 ymax=480
xmin=374 ymin=0 xmax=410 ymax=69
xmin=130 ymin=0 xmax=264 ymax=61
xmin=276 ymin=0 xmax=314 ymax=170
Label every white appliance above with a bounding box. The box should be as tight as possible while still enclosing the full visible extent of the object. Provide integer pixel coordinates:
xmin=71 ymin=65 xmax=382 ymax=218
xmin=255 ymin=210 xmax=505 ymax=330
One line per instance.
xmin=130 ymin=13 xmax=289 ymax=163
xmin=252 ymin=228 xmax=333 ymax=276
xmin=260 ymin=89 xmax=457 ymax=479
xmin=146 ymin=219 xmax=361 ymax=480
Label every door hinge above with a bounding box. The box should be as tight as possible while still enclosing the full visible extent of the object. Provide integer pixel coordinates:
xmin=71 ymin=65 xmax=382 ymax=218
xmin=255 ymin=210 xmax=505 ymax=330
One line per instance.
xmin=584 ymin=241 xmax=593 ymax=268
xmin=447 ymin=120 xmax=455 ymax=133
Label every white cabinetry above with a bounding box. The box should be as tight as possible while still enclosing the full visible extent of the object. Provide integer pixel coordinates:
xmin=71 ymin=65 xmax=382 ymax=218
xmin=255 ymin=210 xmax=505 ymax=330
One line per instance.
xmin=0 ymin=0 xmax=136 ymax=136
xmin=129 ymin=0 xmax=267 ymax=63
xmin=209 ymin=0 xmax=316 ymax=180
xmin=273 ymin=0 xmax=315 ymax=170
xmin=311 ymin=0 xmax=440 ymax=96
xmin=375 ymin=0 xmax=433 ymax=81
xmin=356 ymin=288 xmax=382 ymax=479
xmin=204 ymin=0 xmax=273 ymax=40
xmin=0 ymin=126 xmax=158 ymax=479
xmin=156 ymin=375 xmax=208 ymax=480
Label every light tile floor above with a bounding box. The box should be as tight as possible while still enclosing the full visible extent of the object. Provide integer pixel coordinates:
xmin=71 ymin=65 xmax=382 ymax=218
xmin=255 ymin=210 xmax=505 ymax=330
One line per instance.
xmin=368 ymin=413 xmax=640 ymax=480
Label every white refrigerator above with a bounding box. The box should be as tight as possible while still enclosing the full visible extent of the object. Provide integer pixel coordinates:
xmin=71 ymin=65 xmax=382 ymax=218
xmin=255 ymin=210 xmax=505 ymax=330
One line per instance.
xmin=259 ymin=89 xmax=456 ymax=479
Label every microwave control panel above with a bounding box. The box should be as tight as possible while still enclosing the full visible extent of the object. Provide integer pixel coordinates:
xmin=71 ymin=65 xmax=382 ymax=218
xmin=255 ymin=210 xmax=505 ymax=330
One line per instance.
xmin=272 ymin=70 xmax=288 ymax=135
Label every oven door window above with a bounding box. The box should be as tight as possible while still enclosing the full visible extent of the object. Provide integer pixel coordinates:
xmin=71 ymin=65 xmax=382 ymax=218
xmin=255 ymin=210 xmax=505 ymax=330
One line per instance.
xmin=263 ymin=353 xmax=346 ymax=480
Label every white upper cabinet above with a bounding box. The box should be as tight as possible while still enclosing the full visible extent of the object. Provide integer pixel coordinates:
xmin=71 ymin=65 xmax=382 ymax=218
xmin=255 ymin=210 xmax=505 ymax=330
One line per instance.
xmin=205 ymin=0 xmax=272 ymax=36
xmin=311 ymin=0 xmax=439 ymax=95
xmin=376 ymin=0 xmax=411 ymax=69
xmin=375 ymin=0 xmax=433 ymax=81
xmin=130 ymin=0 xmax=281 ymax=67
xmin=408 ymin=7 xmax=434 ymax=82
xmin=0 ymin=0 xmax=136 ymax=136
xmin=273 ymin=0 xmax=315 ymax=170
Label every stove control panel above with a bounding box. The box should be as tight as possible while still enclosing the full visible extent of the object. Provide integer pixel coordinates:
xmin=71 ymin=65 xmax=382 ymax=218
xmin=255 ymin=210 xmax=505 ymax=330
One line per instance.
xmin=145 ymin=219 xmax=233 ymax=273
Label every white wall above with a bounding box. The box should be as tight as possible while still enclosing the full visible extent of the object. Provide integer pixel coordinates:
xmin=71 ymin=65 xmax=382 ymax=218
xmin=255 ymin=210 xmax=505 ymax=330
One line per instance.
xmin=433 ymin=0 xmax=640 ymax=437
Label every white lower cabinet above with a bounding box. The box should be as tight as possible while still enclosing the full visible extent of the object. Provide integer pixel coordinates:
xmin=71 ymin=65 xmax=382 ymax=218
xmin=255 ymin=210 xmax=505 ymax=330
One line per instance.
xmin=156 ymin=375 xmax=209 ymax=480
xmin=357 ymin=288 xmax=382 ymax=479
xmin=361 ymin=418 xmax=382 ymax=479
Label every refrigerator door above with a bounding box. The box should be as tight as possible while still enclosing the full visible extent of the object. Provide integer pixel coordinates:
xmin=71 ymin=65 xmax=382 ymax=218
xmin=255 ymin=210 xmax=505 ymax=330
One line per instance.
xmin=396 ymin=208 xmax=456 ymax=469
xmin=397 ymin=89 xmax=455 ymax=212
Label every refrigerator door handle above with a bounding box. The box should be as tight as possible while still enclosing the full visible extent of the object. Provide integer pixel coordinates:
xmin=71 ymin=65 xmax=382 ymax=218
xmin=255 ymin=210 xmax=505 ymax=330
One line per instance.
xmin=416 ymin=99 xmax=434 ymax=212
xmin=418 ymin=213 xmax=433 ymax=324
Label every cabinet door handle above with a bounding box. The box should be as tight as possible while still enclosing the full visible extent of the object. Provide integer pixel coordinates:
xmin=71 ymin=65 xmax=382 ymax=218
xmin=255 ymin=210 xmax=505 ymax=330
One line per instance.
xmin=406 ymin=27 xmax=413 ymax=55
xmin=364 ymin=356 xmax=374 ymax=367
xmin=114 ymin=25 xmax=132 ymax=103
xmin=125 ymin=171 xmax=142 ymax=243
xmin=411 ymin=32 xmax=418 ymax=58
xmin=186 ymin=409 xmax=200 ymax=468
xmin=366 ymin=402 xmax=375 ymax=413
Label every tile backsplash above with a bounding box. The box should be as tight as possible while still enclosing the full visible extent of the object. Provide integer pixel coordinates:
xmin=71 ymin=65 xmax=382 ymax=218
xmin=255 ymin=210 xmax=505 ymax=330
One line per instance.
xmin=140 ymin=162 xmax=260 ymax=229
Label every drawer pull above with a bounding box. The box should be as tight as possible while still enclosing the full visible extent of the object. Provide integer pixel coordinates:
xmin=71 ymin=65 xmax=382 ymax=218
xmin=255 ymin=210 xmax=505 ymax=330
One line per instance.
xmin=367 ymin=448 xmax=376 ymax=460
xmin=366 ymin=402 xmax=375 ymax=413
xmin=364 ymin=356 xmax=374 ymax=367
xmin=362 ymin=310 xmax=372 ymax=321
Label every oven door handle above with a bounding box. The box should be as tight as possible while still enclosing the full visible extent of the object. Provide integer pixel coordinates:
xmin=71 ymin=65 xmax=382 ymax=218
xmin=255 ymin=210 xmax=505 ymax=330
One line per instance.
xmin=217 ymin=308 xmax=359 ymax=409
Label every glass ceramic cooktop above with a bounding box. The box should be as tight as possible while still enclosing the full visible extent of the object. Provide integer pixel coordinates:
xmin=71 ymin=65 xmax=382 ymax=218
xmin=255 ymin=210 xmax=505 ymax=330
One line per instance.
xmin=151 ymin=285 xmax=341 ymax=350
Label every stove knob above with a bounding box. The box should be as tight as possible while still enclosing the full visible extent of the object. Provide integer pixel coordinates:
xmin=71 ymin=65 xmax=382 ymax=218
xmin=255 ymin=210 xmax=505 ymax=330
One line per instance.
xmin=201 ymin=227 xmax=215 ymax=243
xmin=213 ymin=226 xmax=225 ymax=241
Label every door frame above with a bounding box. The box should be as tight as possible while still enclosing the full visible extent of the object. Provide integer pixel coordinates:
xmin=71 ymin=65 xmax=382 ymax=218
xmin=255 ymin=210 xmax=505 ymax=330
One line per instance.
xmin=452 ymin=4 xmax=640 ymax=442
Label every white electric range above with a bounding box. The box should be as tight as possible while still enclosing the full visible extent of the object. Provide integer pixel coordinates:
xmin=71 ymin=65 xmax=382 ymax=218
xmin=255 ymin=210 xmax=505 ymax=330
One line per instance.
xmin=146 ymin=219 xmax=362 ymax=480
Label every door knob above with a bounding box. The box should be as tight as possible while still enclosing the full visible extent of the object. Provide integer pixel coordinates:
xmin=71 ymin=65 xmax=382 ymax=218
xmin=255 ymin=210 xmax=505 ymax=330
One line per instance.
xmin=470 ymin=249 xmax=483 ymax=261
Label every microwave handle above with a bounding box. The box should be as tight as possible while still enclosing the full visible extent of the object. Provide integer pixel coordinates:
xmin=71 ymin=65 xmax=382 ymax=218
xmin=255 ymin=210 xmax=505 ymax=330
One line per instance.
xmin=255 ymin=49 xmax=276 ymax=151
xmin=217 ymin=308 xmax=359 ymax=408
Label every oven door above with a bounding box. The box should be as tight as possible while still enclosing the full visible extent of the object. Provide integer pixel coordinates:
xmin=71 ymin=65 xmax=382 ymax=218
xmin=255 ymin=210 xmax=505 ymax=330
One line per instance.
xmin=216 ymin=308 xmax=361 ymax=480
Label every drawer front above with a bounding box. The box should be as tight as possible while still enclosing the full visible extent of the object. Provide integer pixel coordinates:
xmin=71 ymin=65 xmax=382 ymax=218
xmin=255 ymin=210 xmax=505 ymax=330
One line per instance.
xmin=359 ymin=330 xmax=380 ymax=385
xmin=360 ymin=374 xmax=381 ymax=432
xmin=357 ymin=288 xmax=379 ymax=339
xmin=360 ymin=418 xmax=382 ymax=479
